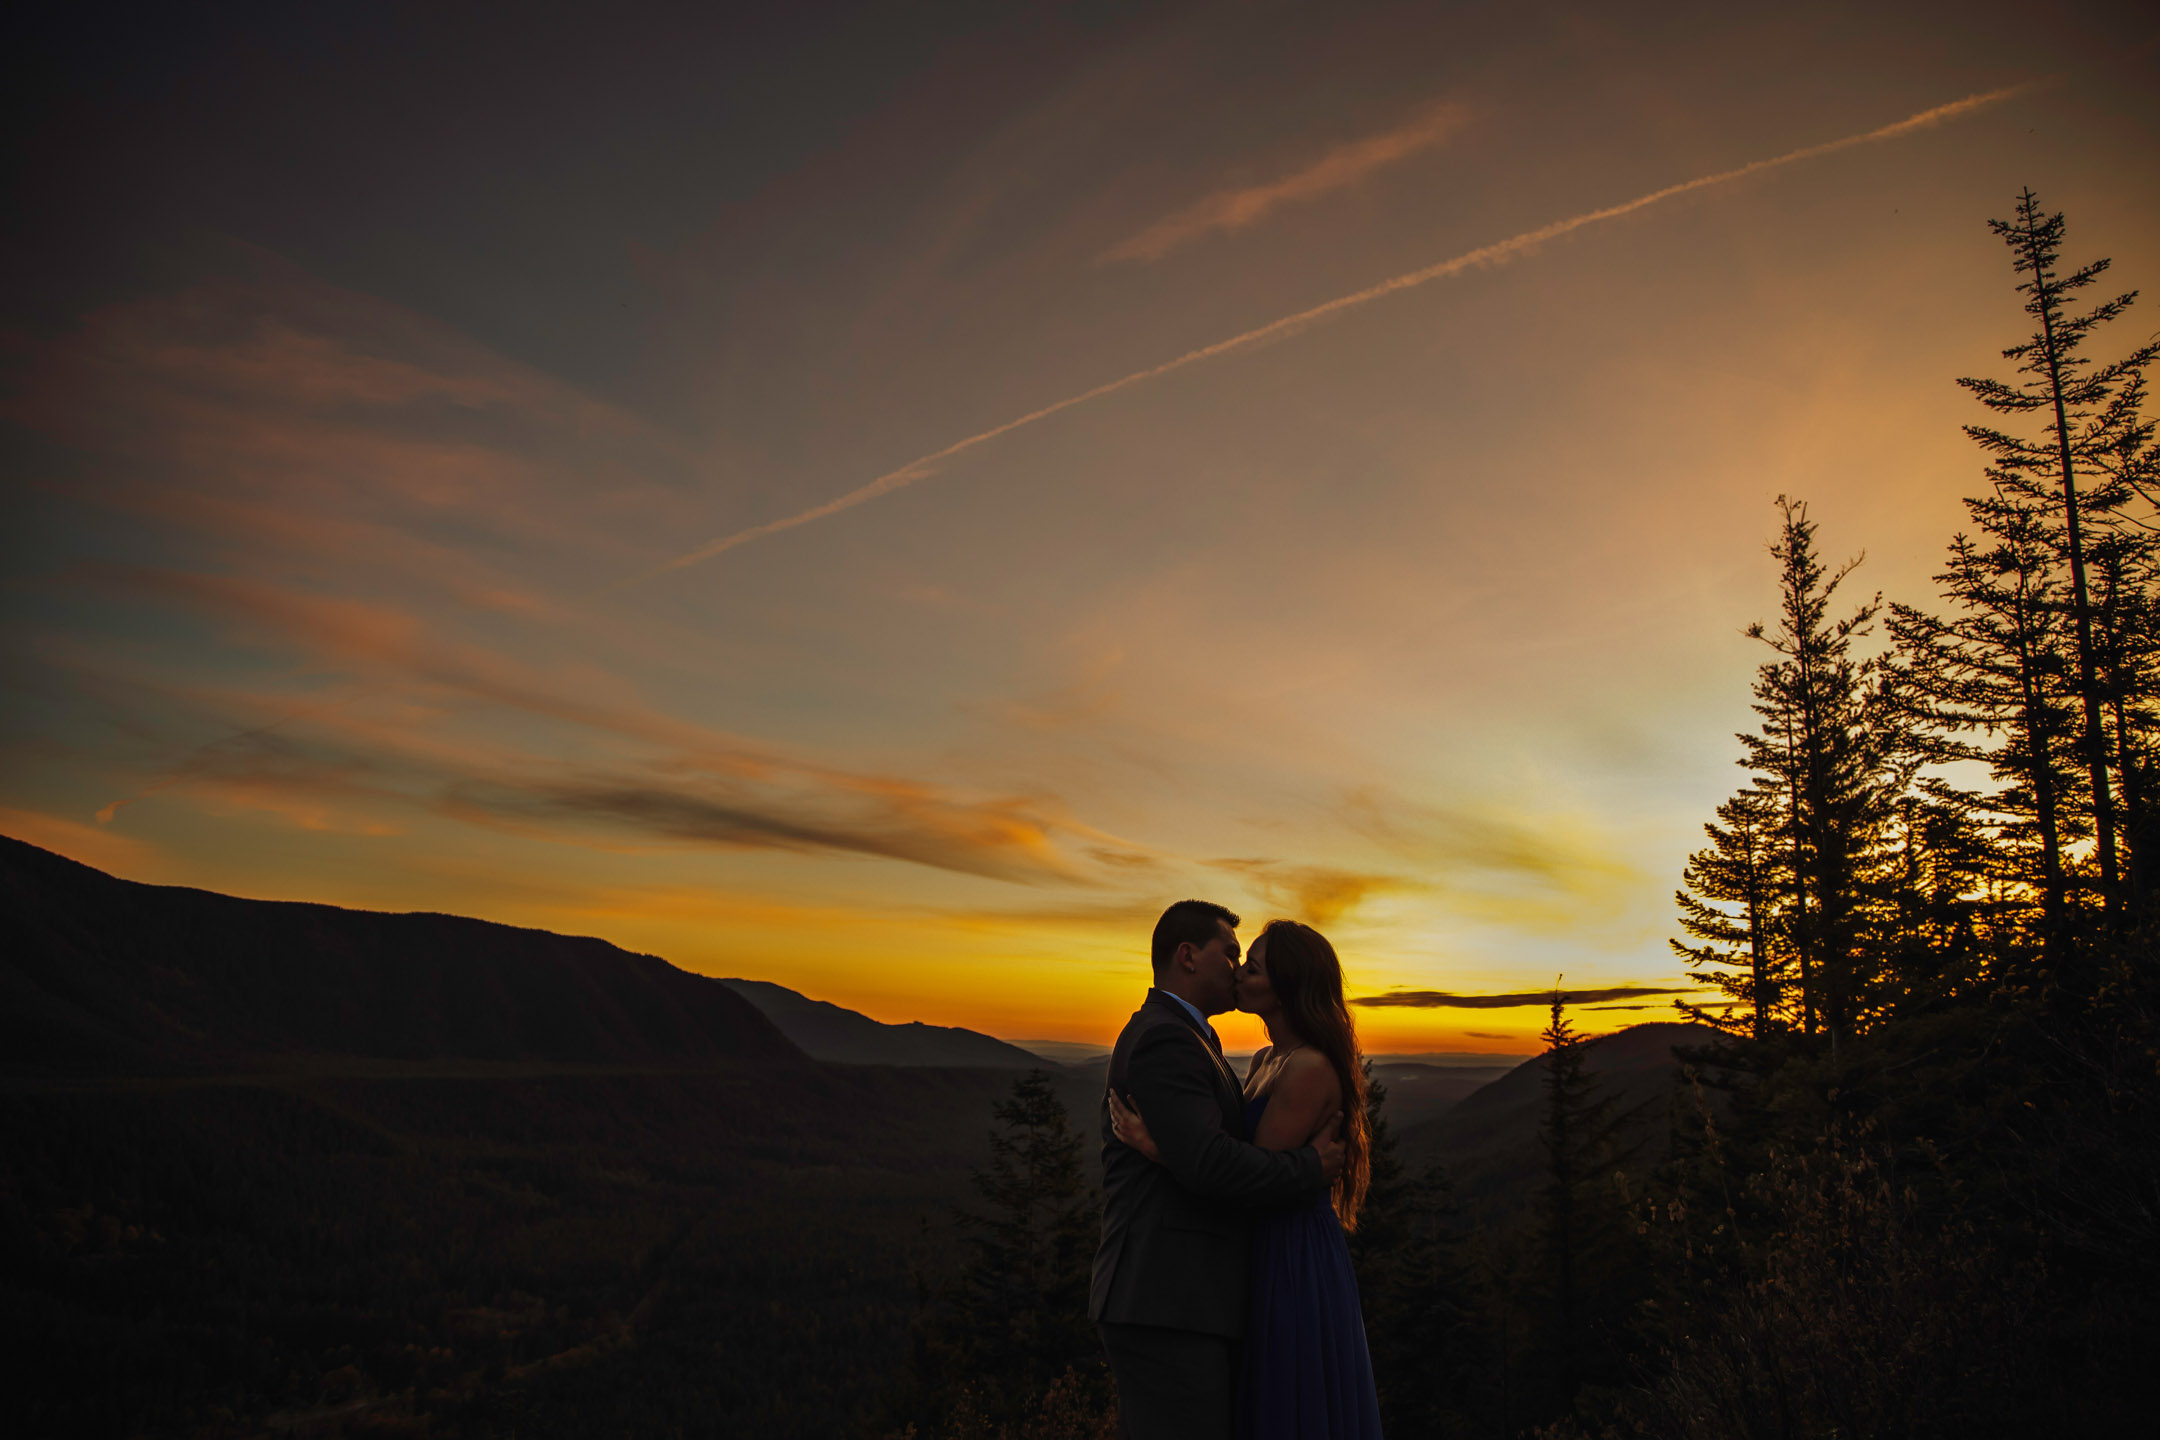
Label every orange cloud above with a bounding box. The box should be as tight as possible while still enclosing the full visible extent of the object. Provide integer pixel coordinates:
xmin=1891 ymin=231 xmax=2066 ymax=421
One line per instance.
xmin=5 ymin=266 xmax=692 ymax=609
xmin=71 ymin=568 xmax=1159 ymax=884
xmin=1100 ymin=99 xmax=1470 ymax=265
xmin=1354 ymin=985 xmax=1694 ymax=1008
xmin=1207 ymin=858 xmax=1419 ymax=927
xmin=7 ymin=269 xmax=642 ymax=440
xmin=439 ymin=777 xmax=1077 ymax=881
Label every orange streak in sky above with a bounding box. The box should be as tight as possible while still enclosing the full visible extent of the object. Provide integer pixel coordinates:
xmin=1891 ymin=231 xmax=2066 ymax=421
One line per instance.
xmin=629 ymin=81 xmax=2038 ymax=586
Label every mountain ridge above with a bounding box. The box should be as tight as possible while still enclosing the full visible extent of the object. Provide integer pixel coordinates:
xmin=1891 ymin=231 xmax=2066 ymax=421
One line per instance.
xmin=1395 ymin=1020 xmax=1720 ymax=1220
xmin=718 ymin=977 xmax=1053 ymax=1068
xmin=0 ymin=834 xmax=801 ymax=1073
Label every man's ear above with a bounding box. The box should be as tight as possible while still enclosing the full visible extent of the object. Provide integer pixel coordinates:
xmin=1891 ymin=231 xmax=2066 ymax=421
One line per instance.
xmin=1173 ymin=941 xmax=1195 ymax=973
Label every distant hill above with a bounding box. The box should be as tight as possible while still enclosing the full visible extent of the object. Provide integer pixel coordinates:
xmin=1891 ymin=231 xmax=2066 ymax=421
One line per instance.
xmin=1369 ymin=1061 xmax=1516 ymax=1131
xmin=1004 ymin=1038 xmax=1111 ymax=1066
xmin=719 ymin=978 xmax=1052 ymax=1068
xmin=1396 ymin=1021 xmax=1720 ymax=1219
xmin=1367 ymin=1049 xmax=1540 ymax=1067
xmin=0 ymin=835 xmax=801 ymax=1073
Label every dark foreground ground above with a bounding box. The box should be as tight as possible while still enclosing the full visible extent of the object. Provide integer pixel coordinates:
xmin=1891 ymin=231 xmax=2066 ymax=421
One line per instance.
xmin=2 ymin=1060 xmax=1039 ymax=1439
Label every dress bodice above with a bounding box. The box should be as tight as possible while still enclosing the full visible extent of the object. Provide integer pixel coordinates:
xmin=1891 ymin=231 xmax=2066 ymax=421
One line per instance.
xmin=1247 ymin=1091 xmax=1339 ymax=1213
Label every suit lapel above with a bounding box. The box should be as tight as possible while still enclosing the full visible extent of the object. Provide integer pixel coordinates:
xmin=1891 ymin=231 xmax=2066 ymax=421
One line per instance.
xmin=1147 ymin=990 xmax=1245 ymax=1124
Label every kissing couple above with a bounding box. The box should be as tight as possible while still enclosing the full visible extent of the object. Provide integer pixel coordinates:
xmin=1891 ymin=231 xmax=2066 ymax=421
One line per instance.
xmin=1091 ymin=900 xmax=1383 ymax=1439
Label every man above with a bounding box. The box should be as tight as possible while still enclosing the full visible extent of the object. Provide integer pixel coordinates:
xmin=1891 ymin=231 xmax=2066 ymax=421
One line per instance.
xmin=1090 ymin=899 xmax=1345 ymax=1440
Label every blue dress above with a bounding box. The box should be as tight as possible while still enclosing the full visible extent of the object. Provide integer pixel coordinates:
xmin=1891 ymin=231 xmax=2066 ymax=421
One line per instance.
xmin=1238 ymin=1093 xmax=1385 ymax=1439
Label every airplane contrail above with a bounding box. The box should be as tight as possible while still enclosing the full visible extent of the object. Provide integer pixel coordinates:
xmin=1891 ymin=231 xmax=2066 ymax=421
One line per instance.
xmin=633 ymin=82 xmax=2038 ymax=584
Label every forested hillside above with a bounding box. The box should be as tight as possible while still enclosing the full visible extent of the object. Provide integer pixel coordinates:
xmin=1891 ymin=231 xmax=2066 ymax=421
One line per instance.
xmin=2 ymin=1061 xmax=1029 ymax=1437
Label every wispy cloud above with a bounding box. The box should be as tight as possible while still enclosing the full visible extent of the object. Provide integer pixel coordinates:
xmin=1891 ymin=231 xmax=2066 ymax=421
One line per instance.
xmin=892 ymin=896 xmax=1170 ymax=934
xmin=1100 ymin=100 xmax=1470 ymax=265
xmin=1354 ymin=985 xmax=1694 ymax=1009
xmin=443 ymin=775 xmax=1087 ymax=883
xmin=8 ymin=267 xmax=690 ymax=601
xmin=1336 ymin=789 xmax=1644 ymax=934
xmin=974 ymin=648 xmax=1127 ymax=732
xmin=1207 ymin=858 xmax=1419 ymax=927
xmin=70 ymin=568 xmax=1154 ymax=884
xmin=632 ymin=82 xmax=2037 ymax=583
xmin=93 ymin=684 xmax=393 ymax=828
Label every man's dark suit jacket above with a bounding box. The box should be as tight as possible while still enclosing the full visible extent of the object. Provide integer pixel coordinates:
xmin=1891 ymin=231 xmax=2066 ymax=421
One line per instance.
xmin=1089 ymin=988 xmax=1327 ymax=1339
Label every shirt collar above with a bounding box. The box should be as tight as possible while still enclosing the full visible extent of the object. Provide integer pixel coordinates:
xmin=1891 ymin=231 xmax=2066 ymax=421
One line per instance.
xmin=1153 ymin=986 xmax=1215 ymax=1037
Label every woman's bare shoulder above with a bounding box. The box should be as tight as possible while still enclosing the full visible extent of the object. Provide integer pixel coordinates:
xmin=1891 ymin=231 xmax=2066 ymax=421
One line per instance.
xmin=1276 ymin=1048 xmax=1341 ymax=1104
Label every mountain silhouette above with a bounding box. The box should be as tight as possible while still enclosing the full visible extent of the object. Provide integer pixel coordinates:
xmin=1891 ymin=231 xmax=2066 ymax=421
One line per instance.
xmin=718 ymin=977 xmax=1053 ymax=1068
xmin=0 ymin=835 xmax=800 ymax=1073
xmin=1368 ymin=1060 xmax=1516 ymax=1130
xmin=1395 ymin=1020 xmax=1718 ymax=1218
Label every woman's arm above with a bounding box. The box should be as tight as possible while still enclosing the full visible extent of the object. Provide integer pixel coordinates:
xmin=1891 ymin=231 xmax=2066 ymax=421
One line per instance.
xmin=1252 ymin=1050 xmax=1342 ymax=1152
xmin=1106 ymin=1087 xmax=1160 ymax=1161
xmin=1117 ymin=1026 xmax=1335 ymax=1205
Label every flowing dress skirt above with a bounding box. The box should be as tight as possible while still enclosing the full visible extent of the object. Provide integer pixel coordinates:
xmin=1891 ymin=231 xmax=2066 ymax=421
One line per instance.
xmin=1237 ymin=1097 xmax=1383 ymax=1439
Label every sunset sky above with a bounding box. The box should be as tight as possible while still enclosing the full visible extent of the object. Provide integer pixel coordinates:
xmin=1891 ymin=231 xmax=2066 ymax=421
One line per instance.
xmin=5 ymin=1 xmax=2157 ymax=1054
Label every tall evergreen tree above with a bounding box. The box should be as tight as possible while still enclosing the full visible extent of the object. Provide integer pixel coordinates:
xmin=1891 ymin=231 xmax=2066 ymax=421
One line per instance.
xmin=896 ymin=1071 xmax=1102 ymax=1436
xmin=1535 ymin=994 xmax=1635 ymax=1415
xmin=1959 ymin=188 xmax=2160 ymax=916
xmin=1672 ymin=786 xmax=1791 ymax=1040
xmin=1864 ymin=772 xmax=1993 ymax=1014
xmin=1890 ymin=501 xmax=2081 ymax=959
xmin=1740 ymin=498 xmax=1896 ymax=1050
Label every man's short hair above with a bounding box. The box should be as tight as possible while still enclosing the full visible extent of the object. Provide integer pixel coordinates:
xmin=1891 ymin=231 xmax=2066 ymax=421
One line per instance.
xmin=1151 ymin=899 xmax=1240 ymax=974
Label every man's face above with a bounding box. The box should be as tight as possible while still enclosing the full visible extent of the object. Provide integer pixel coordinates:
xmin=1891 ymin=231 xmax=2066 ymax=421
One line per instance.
xmin=1186 ymin=920 xmax=1242 ymax=1016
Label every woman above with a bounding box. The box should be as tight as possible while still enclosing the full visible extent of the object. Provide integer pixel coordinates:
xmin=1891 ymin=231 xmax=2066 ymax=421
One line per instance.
xmin=1107 ymin=919 xmax=1384 ymax=1439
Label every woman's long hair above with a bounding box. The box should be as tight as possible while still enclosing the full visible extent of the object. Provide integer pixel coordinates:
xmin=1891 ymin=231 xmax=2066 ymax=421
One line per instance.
xmin=1258 ymin=919 xmax=1370 ymax=1229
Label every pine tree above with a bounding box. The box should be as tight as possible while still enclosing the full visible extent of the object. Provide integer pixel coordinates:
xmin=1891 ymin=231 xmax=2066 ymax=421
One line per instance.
xmin=1672 ymin=785 xmax=1792 ymax=1040
xmin=1534 ymin=993 xmax=1635 ymax=1414
xmin=1959 ymin=187 xmax=2160 ymax=918
xmin=897 ymin=1070 xmax=1104 ymax=1436
xmin=1864 ymin=775 xmax=1993 ymax=1014
xmin=1889 ymin=500 xmax=2081 ymax=958
xmin=1740 ymin=498 xmax=1896 ymax=1050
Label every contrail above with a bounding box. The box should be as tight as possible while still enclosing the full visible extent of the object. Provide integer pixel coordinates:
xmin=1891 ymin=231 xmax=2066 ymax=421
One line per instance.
xmin=635 ymin=82 xmax=2036 ymax=584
